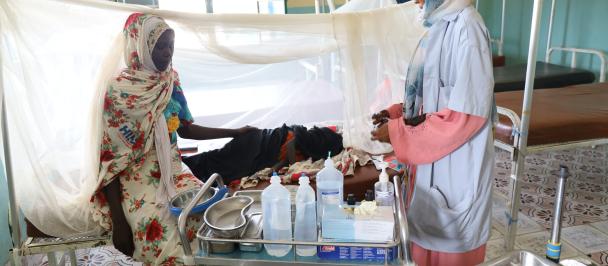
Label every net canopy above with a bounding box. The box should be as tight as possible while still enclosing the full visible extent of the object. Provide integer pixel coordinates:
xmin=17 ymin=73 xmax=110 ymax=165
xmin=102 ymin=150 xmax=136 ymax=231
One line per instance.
xmin=0 ymin=0 xmax=425 ymax=237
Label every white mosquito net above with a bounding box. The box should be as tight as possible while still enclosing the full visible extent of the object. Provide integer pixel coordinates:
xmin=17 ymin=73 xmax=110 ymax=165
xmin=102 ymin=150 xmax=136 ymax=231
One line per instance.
xmin=0 ymin=0 xmax=425 ymax=237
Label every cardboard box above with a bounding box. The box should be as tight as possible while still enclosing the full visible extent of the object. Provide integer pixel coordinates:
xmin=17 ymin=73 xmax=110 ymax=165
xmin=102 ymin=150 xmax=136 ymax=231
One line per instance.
xmin=321 ymin=206 xmax=394 ymax=243
xmin=317 ymin=245 xmax=397 ymax=261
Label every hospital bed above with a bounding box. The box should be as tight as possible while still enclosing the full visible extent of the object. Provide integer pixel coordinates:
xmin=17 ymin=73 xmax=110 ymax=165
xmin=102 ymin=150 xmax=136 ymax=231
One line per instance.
xmin=493 ymin=0 xmax=608 ymax=251
xmin=494 ymin=60 xmax=598 ymax=92
xmin=495 ymin=82 xmax=608 ymax=151
xmin=491 ymin=0 xmax=606 ymax=92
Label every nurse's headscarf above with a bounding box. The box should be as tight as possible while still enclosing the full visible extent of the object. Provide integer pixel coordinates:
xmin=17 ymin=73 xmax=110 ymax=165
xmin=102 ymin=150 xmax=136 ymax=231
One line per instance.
xmin=421 ymin=0 xmax=472 ymax=26
xmin=403 ymin=0 xmax=472 ymax=119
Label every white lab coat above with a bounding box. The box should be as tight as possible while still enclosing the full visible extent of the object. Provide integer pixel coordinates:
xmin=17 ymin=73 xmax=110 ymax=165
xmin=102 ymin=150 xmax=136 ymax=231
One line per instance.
xmin=406 ymin=6 xmax=495 ymax=253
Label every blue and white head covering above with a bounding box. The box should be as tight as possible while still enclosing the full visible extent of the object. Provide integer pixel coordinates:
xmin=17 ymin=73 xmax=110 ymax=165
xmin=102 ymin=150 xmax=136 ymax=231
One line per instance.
xmin=422 ymin=0 xmax=472 ymax=26
xmin=403 ymin=0 xmax=472 ymax=119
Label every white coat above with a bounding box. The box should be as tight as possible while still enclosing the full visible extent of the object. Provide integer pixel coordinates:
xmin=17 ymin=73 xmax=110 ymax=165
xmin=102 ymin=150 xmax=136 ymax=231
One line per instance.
xmin=406 ymin=6 xmax=495 ymax=253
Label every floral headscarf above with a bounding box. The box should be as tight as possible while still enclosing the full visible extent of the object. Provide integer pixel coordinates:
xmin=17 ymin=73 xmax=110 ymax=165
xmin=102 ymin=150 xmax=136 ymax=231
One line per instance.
xmin=98 ymin=13 xmax=178 ymax=203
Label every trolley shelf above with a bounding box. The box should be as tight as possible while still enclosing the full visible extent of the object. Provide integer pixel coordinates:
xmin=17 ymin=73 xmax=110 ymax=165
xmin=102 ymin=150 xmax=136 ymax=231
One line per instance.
xmin=179 ymin=174 xmax=413 ymax=265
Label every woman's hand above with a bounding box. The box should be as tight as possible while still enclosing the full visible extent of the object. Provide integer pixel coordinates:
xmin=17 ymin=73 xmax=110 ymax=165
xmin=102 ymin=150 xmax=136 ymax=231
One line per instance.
xmin=112 ymin=220 xmax=135 ymax=257
xmin=372 ymin=110 xmax=390 ymax=126
xmin=371 ymin=123 xmax=391 ymax=143
xmin=236 ymin=125 xmax=258 ymax=136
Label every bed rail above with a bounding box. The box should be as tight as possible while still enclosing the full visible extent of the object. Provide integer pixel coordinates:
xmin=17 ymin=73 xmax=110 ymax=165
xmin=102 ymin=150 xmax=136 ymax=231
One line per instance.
xmin=547 ymin=47 xmax=606 ymax=82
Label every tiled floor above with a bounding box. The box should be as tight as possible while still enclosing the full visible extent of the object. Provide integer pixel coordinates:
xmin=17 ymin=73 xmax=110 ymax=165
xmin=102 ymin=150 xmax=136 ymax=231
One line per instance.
xmin=14 ymin=145 xmax=608 ymax=265
xmin=10 ymin=247 xmax=141 ymax=266
xmin=488 ymin=144 xmax=608 ymax=265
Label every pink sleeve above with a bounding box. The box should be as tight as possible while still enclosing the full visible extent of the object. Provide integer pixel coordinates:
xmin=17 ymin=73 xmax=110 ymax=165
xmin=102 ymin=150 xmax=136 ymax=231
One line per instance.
xmin=387 ymin=108 xmax=486 ymax=165
xmin=386 ymin=103 xmax=403 ymax=119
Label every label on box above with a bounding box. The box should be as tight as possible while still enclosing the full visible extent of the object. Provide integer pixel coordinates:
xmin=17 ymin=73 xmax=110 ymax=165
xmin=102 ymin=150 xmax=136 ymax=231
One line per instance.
xmin=317 ymin=245 xmax=397 ymax=261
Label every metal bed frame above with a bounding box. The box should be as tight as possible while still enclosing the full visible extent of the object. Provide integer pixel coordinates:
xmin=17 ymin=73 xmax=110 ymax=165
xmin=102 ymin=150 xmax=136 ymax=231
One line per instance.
xmin=544 ymin=0 xmax=606 ymax=82
xmin=476 ymin=0 xmax=506 ymax=57
xmin=478 ymin=0 xmax=606 ymax=81
xmin=494 ymin=0 xmax=608 ymax=251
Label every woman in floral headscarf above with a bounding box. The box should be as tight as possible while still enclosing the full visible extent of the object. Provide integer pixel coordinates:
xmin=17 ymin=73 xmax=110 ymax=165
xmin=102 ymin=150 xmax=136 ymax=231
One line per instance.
xmin=90 ymin=13 xmax=254 ymax=264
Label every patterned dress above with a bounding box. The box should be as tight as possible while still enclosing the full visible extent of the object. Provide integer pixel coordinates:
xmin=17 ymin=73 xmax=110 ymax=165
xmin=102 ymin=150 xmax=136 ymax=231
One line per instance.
xmin=91 ymin=81 xmax=204 ymax=265
xmin=91 ymin=13 xmax=204 ymax=265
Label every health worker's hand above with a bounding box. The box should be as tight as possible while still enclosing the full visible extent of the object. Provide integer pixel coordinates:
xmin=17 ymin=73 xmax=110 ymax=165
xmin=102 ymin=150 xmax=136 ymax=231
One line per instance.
xmin=371 ymin=123 xmax=390 ymax=143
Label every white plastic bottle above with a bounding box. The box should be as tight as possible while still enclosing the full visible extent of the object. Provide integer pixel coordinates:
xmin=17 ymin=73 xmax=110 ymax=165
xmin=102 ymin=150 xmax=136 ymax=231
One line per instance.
xmin=294 ymin=174 xmax=317 ymax=256
xmin=262 ymin=173 xmax=292 ymax=257
xmin=374 ymin=165 xmax=395 ymax=206
xmin=316 ymin=153 xmax=344 ymax=223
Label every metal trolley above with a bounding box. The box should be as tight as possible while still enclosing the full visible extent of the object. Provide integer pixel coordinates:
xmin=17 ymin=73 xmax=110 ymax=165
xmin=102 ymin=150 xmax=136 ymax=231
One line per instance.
xmin=178 ymin=174 xmax=414 ymax=266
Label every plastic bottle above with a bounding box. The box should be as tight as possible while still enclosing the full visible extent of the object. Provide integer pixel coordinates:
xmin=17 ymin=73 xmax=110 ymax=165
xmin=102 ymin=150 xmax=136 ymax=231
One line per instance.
xmin=374 ymin=165 xmax=395 ymax=206
xmin=294 ymin=174 xmax=317 ymax=256
xmin=262 ymin=173 xmax=292 ymax=257
xmin=315 ymin=153 xmax=344 ymax=224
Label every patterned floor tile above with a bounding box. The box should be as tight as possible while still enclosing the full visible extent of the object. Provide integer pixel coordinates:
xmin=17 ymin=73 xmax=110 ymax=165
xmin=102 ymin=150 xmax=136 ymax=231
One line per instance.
xmin=591 ymin=221 xmax=608 ymax=235
xmin=562 ymin=225 xmax=608 ymax=254
xmin=490 ymin=228 xmax=503 ymax=240
xmin=514 ymin=231 xmax=582 ymax=259
xmin=484 ymin=238 xmax=510 ymax=262
xmin=590 ymin=252 xmax=608 ymax=266
xmin=493 ymin=210 xmax=545 ymax=236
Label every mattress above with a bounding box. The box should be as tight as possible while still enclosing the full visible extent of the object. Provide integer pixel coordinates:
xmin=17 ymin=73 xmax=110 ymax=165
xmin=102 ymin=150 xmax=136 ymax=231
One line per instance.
xmin=494 ymin=82 xmax=608 ymax=146
xmin=494 ymin=62 xmax=596 ymax=92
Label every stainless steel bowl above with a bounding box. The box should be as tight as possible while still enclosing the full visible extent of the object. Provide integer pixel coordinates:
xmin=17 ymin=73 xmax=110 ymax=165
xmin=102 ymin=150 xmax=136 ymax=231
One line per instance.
xmin=204 ymin=196 xmax=254 ymax=238
xmin=481 ymin=250 xmax=559 ymax=266
xmin=169 ymin=186 xmax=227 ymax=217
xmin=171 ymin=188 xmax=215 ymax=208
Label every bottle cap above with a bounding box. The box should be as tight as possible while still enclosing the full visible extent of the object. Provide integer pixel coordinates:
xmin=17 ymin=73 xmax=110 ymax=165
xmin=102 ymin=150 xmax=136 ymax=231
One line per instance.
xmin=270 ymin=172 xmax=281 ymax=184
xmin=324 ymin=151 xmax=334 ymax=168
xmin=379 ymin=163 xmax=389 ymax=183
xmin=365 ymin=189 xmax=375 ymax=201
xmin=346 ymin=194 xmax=356 ymax=205
xmin=299 ymin=173 xmax=309 ymax=185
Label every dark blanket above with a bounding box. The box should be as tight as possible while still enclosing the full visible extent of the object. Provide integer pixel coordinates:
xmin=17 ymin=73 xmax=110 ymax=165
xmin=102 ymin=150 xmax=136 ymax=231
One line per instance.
xmin=183 ymin=124 xmax=343 ymax=183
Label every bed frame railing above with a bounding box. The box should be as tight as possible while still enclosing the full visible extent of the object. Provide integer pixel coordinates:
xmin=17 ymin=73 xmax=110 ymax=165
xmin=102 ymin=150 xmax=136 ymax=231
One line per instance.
xmin=547 ymin=47 xmax=606 ymax=82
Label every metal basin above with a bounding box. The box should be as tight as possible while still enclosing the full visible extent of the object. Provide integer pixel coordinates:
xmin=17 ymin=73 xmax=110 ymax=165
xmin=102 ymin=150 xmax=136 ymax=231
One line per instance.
xmin=481 ymin=250 xmax=559 ymax=266
xmin=169 ymin=186 xmax=228 ymax=217
xmin=204 ymin=196 xmax=254 ymax=238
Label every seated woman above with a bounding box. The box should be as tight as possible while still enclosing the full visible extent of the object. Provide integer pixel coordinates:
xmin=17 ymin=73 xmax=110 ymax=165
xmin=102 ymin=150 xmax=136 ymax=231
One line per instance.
xmin=90 ymin=13 xmax=254 ymax=264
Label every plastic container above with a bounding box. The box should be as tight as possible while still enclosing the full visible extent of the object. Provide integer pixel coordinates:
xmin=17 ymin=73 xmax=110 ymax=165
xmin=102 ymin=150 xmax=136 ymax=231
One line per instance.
xmin=374 ymin=165 xmax=394 ymax=206
xmin=262 ymin=173 xmax=292 ymax=257
xmin=294 ymin=174 xmax=317 ymax=256
xmin=316 ymin=153 xmax=344 ymax=224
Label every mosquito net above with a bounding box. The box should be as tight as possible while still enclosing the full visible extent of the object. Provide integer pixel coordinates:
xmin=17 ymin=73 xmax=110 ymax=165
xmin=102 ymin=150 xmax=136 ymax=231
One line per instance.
xmin=0 ymin=0 xmax=425 ymax=237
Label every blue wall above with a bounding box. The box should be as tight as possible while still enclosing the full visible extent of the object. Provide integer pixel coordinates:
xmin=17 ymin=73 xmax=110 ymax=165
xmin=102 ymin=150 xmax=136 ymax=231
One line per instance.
xmin=1 ymin=162 xmax=12 ymax=265
xmin=479 ymin=0 xmax=608 ymax=80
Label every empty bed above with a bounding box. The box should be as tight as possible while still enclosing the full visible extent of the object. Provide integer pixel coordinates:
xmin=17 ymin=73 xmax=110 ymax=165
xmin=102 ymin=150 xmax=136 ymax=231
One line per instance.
xmin=493 ymin=62 xmax=596 ymax=92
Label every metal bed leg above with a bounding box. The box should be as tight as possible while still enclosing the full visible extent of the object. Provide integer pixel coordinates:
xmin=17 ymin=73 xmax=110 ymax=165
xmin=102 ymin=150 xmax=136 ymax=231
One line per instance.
xmin=505 ymin=148 xmax=524 ymax=251
xmin=504 ymin=0 xmax=545 ymax=251
xmin=47 ymin=252 xmax=58 ymax=266
xmin=10 ymin=249 xmax=22 ymax=266
xmin=68 ymin=249 xmax=78 ymax=265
